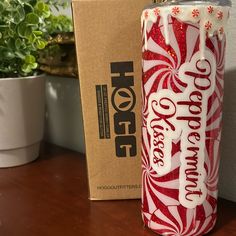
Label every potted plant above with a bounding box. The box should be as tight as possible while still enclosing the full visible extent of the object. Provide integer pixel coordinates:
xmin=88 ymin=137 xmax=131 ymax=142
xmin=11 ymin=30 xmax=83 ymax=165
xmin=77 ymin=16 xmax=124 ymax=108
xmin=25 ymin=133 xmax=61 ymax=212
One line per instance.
xmin=0 ymin=0 xmax=66 ymax=167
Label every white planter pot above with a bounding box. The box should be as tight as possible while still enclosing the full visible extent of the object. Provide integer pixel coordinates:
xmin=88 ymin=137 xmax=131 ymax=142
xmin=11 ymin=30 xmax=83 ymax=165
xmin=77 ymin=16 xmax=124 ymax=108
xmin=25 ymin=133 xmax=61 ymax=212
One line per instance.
xmin=0 ymin=75 xmax=45 ymax=167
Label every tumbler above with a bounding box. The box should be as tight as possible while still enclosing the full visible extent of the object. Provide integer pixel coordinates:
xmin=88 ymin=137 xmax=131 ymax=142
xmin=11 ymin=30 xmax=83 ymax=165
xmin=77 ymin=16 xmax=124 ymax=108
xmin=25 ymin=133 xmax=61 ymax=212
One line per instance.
xmin=141 ymin=0 xmax=231 ymax=235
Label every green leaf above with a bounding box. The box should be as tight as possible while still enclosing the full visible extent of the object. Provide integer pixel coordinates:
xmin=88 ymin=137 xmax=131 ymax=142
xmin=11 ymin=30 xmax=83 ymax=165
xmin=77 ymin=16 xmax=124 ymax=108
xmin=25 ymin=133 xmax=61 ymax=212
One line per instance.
xmin=33 ymin=30 xmax=43 ymax=36
xmin=36 ymin=2 xmax=45 ymax=11
xmin=7 ymin=38 xmax=15 ymax=49
xmin=29 ymin=0 xmax=37 ymax=6
xmin=0 ymin=46 xmax=14 ymax=60
xmin=15 ymin=38 xmax=22 ymax=49
xmin=0 ymin=25 xmax=8 ymax=29
xmin=7 ymin=28 xmax=15 ymax=37
xmin=13 ymin=6 xmax=25 ymax=24
xmin=62 ymin=2 xmax=69 ymax=8
xmin=43 ymin=11 xmax=51 ymax=19
xmin=22 ymin=63 xmax=32 ymax=73
xmin=26 ymin=13 xmax=39 ymax=25
xmin=4 ymin=51 xmax=15 ymax=59
xmin=29 ymin=34 xmax=36 ymax=43
xmin=15 ymin=51 xmax=25 ymax=59
xmin=42 ymin=5 xmax=51 ymax=18
xmin=25 ymin=55 xmax=36 ymax=64
xmin=17 ymin=23 xmax=31 ymax=38
xmin=0 ymin=2 xmax=4 ymax=13
xmin=44 ymin=4 xmax=50 ymax=12
xmin=31 ymin=63 xmax=38 ymax=69
xmin=36 ymin=39 xmax=46 ymax=50
xmin=24 ymin=2 xmax=34 ymax=14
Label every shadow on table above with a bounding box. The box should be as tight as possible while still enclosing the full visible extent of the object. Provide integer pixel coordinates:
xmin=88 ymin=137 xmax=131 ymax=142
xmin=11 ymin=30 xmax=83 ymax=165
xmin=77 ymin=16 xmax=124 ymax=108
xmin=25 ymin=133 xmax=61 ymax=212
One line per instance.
xmin=207 ymin=198 xmax=236 ymax=235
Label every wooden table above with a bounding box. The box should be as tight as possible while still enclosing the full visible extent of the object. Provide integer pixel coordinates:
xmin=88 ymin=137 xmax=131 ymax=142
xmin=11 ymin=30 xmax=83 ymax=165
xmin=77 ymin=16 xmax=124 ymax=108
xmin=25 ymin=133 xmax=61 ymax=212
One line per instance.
xmin=0 ymin=143 xmax=235 ymax=236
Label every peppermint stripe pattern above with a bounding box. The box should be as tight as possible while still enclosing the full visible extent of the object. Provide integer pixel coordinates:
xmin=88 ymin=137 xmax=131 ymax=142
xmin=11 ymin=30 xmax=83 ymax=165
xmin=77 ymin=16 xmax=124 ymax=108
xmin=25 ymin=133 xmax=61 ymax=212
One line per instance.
xmin=142 ymin=15 xmax=226 ymax=236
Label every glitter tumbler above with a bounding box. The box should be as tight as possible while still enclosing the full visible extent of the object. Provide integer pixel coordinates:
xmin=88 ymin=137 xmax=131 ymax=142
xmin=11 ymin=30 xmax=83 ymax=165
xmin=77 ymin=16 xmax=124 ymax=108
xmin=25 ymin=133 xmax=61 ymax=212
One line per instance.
xmin=141 ymin=0 xmax=231 ymax=235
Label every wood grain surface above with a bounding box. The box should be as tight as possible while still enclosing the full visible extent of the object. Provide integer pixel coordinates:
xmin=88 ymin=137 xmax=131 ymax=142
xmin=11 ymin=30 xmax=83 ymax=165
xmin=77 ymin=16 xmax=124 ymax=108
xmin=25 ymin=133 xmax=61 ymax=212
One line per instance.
xmin=0 ymin=143 xmax=235 ymax=236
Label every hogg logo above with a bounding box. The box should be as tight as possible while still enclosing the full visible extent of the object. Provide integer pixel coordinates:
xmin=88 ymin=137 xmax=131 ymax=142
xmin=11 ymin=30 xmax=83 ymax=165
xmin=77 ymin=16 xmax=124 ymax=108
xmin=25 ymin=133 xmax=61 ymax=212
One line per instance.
xmin=111 ymin=62 xmax=136 ymax=158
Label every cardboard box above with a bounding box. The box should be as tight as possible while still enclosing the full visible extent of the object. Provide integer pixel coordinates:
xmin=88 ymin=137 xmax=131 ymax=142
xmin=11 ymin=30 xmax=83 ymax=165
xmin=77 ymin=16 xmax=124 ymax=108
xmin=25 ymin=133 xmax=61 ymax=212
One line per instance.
xmin=72 ymin=0 xmax=150 ymax=200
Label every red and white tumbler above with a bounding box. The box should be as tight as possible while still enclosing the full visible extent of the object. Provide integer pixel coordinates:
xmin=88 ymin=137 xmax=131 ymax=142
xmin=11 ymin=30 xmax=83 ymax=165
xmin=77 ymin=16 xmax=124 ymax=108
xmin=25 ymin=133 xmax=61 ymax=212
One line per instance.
xmin=141 ymin=0 xmax=231 ymax=235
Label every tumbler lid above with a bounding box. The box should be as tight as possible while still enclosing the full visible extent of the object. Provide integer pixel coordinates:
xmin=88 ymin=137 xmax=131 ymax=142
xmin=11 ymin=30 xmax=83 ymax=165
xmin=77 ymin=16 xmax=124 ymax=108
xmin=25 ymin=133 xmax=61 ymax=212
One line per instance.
xmin=154 ymin=0 xmax=232 ymax=7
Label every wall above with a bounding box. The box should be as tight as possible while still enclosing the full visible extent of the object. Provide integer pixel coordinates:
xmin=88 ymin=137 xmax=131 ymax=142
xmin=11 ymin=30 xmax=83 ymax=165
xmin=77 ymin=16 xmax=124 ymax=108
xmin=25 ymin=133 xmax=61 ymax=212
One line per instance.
xmin=45 ymin=76 xmax=85 ymax=154
xmin=218 ymin=3 xmax=236 ymax=202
